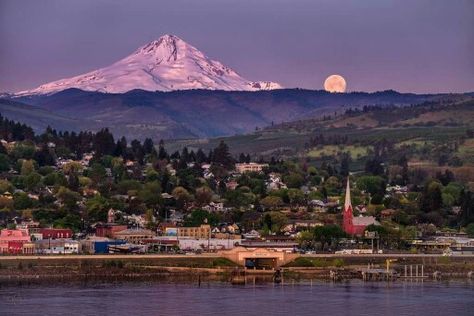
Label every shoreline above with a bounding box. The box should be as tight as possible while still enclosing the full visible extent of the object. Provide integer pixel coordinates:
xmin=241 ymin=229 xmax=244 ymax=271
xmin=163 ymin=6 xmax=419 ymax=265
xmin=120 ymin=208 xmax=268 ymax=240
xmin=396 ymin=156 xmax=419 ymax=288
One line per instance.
xmin=1 ymin=254 xmax=473 ymax=284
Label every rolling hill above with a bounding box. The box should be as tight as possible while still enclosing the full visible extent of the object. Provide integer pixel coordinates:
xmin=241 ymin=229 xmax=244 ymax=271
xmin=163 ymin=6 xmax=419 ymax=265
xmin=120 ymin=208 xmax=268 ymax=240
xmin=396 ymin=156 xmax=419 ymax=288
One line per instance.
xmin=165 ymin=97 xmax=474 ymax=159
xmin=6 ymin=88 xmax=466 ymax=141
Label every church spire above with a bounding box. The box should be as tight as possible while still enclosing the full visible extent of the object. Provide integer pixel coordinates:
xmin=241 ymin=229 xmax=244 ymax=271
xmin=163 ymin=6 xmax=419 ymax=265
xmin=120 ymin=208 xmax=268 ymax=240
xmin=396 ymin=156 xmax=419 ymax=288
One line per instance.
xmin=344 ymin=177 xmax=352 ymax=211
xmin=343 ymin=177 xmax=354 ymax=235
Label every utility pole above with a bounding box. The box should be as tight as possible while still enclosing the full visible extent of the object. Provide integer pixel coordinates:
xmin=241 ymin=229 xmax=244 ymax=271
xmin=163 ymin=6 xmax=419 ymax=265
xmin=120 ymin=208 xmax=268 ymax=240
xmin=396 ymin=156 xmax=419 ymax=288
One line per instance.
xmin=205 ymin=217 xmax=210 ymax=252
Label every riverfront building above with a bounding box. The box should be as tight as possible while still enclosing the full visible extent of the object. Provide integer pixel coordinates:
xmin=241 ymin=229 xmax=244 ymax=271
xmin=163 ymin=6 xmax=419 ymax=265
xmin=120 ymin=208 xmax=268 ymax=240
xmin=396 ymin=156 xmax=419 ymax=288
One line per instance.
xmin=0 ymin=228 xmax=31 ymax=254
xmin=40 ymin=228 xmax=73 ymax=239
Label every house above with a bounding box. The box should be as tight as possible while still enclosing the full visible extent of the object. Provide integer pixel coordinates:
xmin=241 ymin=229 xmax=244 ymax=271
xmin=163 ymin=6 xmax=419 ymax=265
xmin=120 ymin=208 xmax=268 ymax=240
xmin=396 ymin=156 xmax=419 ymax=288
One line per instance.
xmin=309 ymin=199 xmax=326 ymax=207
xmin=202 ymin=202 xmax=226 ymax=212
xmin=80 ymin=153 xmax=94 ymax=167
xmin=235 ymin=162 xmax=269 ymax=174
xmin=266 ymin=173 xmax=287 ymax=191
xmin=0 ymin=229 xmax=31 ymax=254
xmin=122 ymin=214 xmax=149 ymax=228
xmin=166 ymin=164 xmax=176 ymax=176
xmin=1 ymin=191 xmax=13 ymax=200
xmin=161 ymin=192 xmax=173 ymax=199
xmin=226 ymin=180 xmax=239 ymax=191
xmin=40 ymin=228 xmax=73 ymax=239
xmin=169 ymin=210 xmax=184 ymax=223
xmin=308 ymin=199 xmax=327 ymax=212
xmin=380 ymin=209 xmax=397 ymax=220
xmin=16 ymin=220 xmax=41 ymax=235
xmin=242 ymin=230 xmax=260 ymax=239
xmin=27 ymin=193 xmax=39 ymax=200
xmin=386 ymin=185 xmax=408 ymax=194
xmin=212 ymin=223 xmax=241 ymax=239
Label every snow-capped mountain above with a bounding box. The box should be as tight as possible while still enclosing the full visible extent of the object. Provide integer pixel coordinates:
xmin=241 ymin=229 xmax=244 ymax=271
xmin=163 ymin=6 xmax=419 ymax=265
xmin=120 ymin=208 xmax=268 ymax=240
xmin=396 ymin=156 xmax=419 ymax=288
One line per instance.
xmin=17 ymin=34 xmax=282 ymax=95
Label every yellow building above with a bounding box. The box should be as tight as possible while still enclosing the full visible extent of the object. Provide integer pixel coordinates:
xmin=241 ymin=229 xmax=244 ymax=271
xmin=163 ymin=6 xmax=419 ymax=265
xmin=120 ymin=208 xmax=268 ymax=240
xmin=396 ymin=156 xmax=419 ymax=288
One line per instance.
xmin=235 ymin=163 xmax=268 ymax=174
xmin=113 ymin=228 xmax=156 ymax=244
xmin=178 ymin=224 xmax=210 ymax=239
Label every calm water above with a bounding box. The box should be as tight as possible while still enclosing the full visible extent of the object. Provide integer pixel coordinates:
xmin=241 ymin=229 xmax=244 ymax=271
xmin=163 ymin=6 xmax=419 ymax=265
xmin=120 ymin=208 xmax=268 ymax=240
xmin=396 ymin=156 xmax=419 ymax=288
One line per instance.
xmin=0 ymin=280 xmax=473 ymax=316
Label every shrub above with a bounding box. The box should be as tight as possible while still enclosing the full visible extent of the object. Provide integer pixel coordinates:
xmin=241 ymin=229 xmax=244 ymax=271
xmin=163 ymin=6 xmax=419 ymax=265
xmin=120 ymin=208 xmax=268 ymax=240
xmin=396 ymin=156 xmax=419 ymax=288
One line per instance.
xmin=331 ymin=259 xmax=345 ymax=267
xmin=211 ymin=258 xmax=235 ymax=267
xmin=291 ymin=257 xmax=314 ymax=267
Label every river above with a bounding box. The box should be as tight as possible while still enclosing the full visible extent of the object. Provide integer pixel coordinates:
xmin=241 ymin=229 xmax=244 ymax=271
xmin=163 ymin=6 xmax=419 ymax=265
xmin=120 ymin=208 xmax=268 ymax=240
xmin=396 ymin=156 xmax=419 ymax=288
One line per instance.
xmin=0 ymin=280 xmax=472 ymax=315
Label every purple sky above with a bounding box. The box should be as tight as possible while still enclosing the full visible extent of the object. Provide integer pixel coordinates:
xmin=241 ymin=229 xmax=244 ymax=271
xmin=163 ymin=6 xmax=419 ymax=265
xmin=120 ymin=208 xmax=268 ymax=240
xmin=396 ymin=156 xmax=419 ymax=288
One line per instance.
xmin=0 ymin=0 xmax=473 ymax=93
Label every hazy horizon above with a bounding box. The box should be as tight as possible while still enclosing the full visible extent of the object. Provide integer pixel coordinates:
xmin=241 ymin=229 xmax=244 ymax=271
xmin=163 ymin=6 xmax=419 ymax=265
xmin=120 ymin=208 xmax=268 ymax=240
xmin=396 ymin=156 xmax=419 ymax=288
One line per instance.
xmin=0 ymin=0 xmax=473 ymax=94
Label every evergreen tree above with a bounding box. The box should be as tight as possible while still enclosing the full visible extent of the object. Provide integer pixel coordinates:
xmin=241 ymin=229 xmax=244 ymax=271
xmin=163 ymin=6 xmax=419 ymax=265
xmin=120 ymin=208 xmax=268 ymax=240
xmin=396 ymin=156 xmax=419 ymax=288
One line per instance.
xmin=196 ymin=149 xmax=207 ymax=164
xmin=181 ymin=147 xmax=190 ymax=163
xmin=158 ymin=139 xmax=169 ymax=160
xmin=114 ymin=137 xmax=127 ymax=157
xmin=143 ymin=138 xmax=154 ymax=154
xmin=93 ymin=128 xmax=115 ymax=157
xmin=212 ymin=141 xmax=234 ymax=170
xmin=131 ymin=139 xmax=145 ymax=164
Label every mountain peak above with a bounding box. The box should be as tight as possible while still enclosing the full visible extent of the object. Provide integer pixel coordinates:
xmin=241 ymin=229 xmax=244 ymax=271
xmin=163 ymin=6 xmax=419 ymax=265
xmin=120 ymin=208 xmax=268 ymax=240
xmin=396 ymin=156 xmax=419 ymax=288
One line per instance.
xmin=17 ymin=34 xmax=282 ymax=95
xmin=131 ymin=34 xmax=195 ymax=64
xmin=139 ymin=34 xmax=184 ymax=52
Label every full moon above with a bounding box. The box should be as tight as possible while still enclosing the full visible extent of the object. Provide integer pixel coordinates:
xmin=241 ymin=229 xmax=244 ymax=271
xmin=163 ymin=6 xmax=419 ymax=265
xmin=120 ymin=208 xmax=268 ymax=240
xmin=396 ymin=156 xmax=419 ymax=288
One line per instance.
xmin=324 ymin=74 xmax=347 ymax=93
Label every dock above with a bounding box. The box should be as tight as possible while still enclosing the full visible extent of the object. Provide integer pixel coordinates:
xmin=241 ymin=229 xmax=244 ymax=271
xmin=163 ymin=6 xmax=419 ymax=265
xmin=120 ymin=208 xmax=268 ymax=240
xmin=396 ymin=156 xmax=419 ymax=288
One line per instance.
xmin=359 ymin=268 xmax=398 ymax=281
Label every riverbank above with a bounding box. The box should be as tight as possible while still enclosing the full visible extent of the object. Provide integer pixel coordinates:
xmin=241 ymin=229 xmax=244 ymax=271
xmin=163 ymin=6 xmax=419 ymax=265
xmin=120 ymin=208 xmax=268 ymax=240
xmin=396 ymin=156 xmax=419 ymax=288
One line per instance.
xmin=1 ymin=254 xmax=474 ymax=283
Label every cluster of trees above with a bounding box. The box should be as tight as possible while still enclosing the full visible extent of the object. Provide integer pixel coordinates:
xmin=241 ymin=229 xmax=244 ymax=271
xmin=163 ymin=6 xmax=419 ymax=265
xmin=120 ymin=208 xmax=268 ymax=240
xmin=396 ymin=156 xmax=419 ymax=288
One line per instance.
xmin=0 ymin=114 xmax=35 ymax=141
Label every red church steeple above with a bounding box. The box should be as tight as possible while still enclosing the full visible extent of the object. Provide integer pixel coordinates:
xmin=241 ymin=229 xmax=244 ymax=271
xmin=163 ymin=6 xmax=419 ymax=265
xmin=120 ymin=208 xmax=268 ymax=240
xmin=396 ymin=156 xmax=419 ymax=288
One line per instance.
xmin=343 ymin=178 xmax=354 ymax=235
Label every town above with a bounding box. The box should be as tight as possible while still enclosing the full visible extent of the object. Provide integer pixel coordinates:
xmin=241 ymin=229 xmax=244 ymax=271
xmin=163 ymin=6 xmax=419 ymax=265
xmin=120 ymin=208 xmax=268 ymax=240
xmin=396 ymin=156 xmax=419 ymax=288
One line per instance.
xmin=0 ymin=115 xmax=473 ymax=264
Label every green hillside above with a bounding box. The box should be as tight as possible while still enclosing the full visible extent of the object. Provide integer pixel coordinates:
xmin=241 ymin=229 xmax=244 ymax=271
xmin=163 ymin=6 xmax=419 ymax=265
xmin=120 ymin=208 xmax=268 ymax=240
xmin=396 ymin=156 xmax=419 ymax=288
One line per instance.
xmin=167 ymin=98 xmax=474 ymax=171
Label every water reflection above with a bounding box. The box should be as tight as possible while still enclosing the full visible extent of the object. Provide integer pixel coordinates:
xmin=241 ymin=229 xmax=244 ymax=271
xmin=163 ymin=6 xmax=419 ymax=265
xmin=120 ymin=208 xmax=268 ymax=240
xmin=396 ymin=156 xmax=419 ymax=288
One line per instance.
xmin=0 ymin=280 xmax=472 ymax=316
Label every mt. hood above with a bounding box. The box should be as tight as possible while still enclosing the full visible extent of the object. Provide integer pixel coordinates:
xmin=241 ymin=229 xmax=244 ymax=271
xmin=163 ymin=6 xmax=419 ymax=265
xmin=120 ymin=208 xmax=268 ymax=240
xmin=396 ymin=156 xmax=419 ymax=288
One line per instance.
xmin=18 ymin=34 xmax=282 ymax=95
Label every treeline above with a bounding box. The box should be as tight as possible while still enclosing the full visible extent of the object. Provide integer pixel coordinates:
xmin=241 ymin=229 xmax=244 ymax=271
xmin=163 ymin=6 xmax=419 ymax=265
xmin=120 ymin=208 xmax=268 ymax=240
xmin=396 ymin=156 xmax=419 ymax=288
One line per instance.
xmin=0 ymin=114 xmax=244 ymax=170
xmin=0 ymin=114 xmax=35 ymax=141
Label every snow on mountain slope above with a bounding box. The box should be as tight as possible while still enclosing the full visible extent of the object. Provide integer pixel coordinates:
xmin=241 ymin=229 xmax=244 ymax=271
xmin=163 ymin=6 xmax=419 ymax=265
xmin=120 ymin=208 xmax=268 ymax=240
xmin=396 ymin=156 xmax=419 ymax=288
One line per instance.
xmin=17 ymin=34 xmax=282 ymax=95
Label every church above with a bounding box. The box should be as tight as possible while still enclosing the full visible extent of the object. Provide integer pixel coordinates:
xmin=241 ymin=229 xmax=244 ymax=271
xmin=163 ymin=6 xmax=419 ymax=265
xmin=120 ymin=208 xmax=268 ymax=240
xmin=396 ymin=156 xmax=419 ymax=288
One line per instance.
xmin=343 ymin=178 xmax=379 ymax=236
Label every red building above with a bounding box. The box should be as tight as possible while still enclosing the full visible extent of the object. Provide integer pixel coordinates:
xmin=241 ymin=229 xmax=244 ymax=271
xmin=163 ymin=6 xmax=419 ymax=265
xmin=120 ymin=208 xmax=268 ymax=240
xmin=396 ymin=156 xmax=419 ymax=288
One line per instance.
xmin=41 ymin=228 xmax=73 ymax=239
xmin=343 ymin=179 xmax=378 ymax=236
xmin=0 ymin=229 xmax=31 ymax=254
xmin=95 ymin=224 xmax=128 ymax=238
